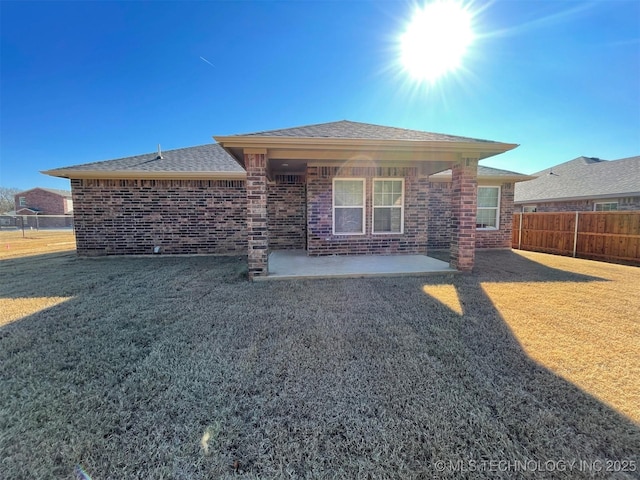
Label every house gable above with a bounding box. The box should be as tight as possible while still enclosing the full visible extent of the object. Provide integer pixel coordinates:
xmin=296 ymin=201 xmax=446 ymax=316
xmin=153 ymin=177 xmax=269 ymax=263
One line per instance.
xmin=215 ymin=120 xmax=518 ymax=177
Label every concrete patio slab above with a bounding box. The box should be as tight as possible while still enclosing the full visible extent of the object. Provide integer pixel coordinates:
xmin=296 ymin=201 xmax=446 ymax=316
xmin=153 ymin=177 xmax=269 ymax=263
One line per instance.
xmin=255 ymin=250 xmax=458 ymax=281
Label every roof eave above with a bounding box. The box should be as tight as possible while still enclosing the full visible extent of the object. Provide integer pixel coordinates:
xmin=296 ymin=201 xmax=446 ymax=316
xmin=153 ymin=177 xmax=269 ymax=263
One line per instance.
xmin=215 ymin=135 xmax=519 ymax=150
xmin=430 ymin=174 xmax=535 ymax=183
xmin=41 ymin=169 xmax=247 ymax=181
xmin=215 ymin=135 xmax=518 ymax=159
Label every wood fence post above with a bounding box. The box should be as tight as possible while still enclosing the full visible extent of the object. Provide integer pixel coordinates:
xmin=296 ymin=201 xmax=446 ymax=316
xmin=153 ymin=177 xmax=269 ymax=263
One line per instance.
xmin=518 ymin=212 xmax=523 ymax=250
xmin=573 ymin=211 xmax=579 ymax=258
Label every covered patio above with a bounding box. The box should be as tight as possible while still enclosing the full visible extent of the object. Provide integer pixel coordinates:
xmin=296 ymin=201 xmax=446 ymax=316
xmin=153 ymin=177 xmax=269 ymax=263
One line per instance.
xmin=215 ymin=121 xmax=518 ymax=280
xmin=255 ymin=250 xmax=457 ymax=281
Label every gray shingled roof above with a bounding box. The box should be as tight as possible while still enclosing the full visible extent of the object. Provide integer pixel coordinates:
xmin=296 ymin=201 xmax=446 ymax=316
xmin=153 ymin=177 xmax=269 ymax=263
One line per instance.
xmin=230 ymin=120 xmax=500 ymax=143
xmin=46 ymin=144 xmax=244 ymax=175
xmin=430 ymin=165 xmax=532 ymax=180
xmin=17 ymin=187 xmax=72 ymax=197
xmin=514 ymin=156 xmax=640 ymax=203
xmin=41 ymin=188 xmax=72 ymax=197
xmin=45 ymin=121 xmax=515 ymax=178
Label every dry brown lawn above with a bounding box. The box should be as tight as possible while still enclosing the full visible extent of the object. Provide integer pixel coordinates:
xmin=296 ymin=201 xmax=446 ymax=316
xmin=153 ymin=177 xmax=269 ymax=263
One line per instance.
xmin=479 ymin=251 xmax=639 ymax=424
xmin=0 ymin=229 xmax=76 ymax=259
xmin=0 ymin=247 xmax=638 ymax=479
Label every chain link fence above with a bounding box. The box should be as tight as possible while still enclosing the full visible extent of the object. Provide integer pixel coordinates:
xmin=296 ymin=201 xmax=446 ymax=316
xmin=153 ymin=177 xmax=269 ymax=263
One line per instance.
xmin=0 ymin=214 xmax=74 ymax=232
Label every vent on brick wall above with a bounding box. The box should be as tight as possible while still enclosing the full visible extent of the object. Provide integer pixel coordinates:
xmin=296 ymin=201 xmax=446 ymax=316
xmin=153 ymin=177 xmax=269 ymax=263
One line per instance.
xmin=213 ymin=180 xmax=245 ymax=188
xmin=79 ymin=179 xmax=245 ymax=189
xmin=376 ymin=167 xmax=416 ymax=177
xmin=320 ymin=167 xmax=340 ymax=178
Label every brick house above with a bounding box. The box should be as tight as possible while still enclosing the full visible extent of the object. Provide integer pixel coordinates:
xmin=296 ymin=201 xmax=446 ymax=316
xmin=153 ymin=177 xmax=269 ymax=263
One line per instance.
xmin=44 ymin=121 xmax=531 ymax=278
xmin=515 ymin=155 xmax=640 ymax=212
xmin=13 ymin=187 xmax=73 ymax=228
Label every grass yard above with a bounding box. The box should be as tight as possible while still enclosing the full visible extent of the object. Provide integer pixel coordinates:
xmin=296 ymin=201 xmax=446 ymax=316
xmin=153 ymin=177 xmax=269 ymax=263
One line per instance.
xmin=0 ymin=229 xmax=76 ymax=259
xmin=0 ymin=249 xmax=638 ymax=479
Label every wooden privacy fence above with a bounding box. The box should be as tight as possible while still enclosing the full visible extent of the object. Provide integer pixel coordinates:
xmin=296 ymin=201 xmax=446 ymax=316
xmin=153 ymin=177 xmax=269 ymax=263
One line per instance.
xmin=512 ymin=211 xmax=640 ymax=266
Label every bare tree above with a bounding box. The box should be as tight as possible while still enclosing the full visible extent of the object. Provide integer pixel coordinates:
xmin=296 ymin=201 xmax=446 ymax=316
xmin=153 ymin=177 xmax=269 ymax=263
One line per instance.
xmin=0 ymin=187 xmax=21 ymax=213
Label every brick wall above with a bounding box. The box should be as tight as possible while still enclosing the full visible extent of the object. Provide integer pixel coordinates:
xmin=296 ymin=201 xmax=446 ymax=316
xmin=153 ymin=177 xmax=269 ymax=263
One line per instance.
xmin=428 ymin=181 xmax=514 ymax=249
xmin=268 ymin=175 xmax=306 ymax=249
xmin=519 ymin=196 xmax=640 ymax=212
xmin=245 ymin=153 xmax=269 ymax=278
xmin=450 ymin=160 xmax=478 ymax=271
xmin=15 ymin=189 xmax=67 ymax=214
xmin=70 ymin=179 xmax=247 ymax=255
xmin=306 ymin=166 xmax=428 ymax=256
xmin=427 ymin=182 xmax=452 ymax=249
xmin=69 ymin=170 xmax=520 ymax=259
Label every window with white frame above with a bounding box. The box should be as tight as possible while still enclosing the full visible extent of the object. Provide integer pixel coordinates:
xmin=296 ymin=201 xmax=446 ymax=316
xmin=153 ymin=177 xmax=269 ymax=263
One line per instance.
xmin=18 ymin=197 xmax=26 ymax=207
xmin=477 ymin=186 xmax=500 ymax=229
xmin=372 ymin=179 xmax=404 ymax=234
xmin=594 ymin=202 xmax=618 ymax=211
xmin=333 ymin=179 xmax=365 ymax=234
xmin=522 ymin=205 xmax=537 ymax=213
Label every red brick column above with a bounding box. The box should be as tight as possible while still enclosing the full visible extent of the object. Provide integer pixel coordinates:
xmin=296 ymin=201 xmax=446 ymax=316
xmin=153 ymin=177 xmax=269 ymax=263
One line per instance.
xmin=245 ymin=152 xmax=269 ymax=279
xmin=450 ymin=158 xmax=478 ymax=271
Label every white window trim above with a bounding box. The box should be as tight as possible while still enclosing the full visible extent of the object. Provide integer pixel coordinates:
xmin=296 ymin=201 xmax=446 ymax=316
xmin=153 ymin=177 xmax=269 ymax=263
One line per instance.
xmin=372 ymin=178 xmax=405 ymax=235
xmin=19 ymin=197 xmax=26 ymax=207
xmin=477 ymin=186 xmax=501 ymax=230
xmin=522 ymin=205 xmax=537 ymax=213
xmin=594 ymin=201 xmax=618 ymax=211
xmin=332 ymin=178 xmax=366 ymax=235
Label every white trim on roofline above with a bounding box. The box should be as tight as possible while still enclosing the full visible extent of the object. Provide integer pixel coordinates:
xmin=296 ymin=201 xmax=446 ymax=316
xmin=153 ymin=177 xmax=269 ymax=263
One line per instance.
xmin=40 ymin=170 xmax=247 ymax=180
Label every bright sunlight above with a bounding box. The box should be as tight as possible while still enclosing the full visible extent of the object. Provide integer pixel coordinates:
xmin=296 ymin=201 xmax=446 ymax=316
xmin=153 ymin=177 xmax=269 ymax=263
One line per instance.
xmin=399 ymin=0 xmax=474 ymax=82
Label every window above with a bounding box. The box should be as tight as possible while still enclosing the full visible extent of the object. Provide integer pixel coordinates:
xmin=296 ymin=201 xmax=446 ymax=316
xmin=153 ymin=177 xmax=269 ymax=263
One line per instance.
xmin=522 ymin=205 xmax=537 ymax=213
xmin=477 ymin=186 xmax=500 ymax=229
xmin=373 ymin=179 xmax=404 ymax=234
xmin=19 ymin=197 xmax=26 ymax=207
xmin=594 ymin=202 xmax=618 ymax=211
xmin=333 ymin=179 xmax=365 ymax=234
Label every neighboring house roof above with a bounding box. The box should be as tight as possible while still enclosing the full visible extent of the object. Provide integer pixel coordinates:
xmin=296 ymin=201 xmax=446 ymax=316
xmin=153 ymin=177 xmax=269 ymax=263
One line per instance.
xmin=42 ymin=144 xmax=245 ymax=180
xmin=429 ymin=165 xmax=535 ymax=183
xmin=228 ymin=120 xmax=500 ymax=143
xmin=16 ymin=207 xmax=41 ymax=214
xmin=16 ymin=187 xmax=72 ymax=198
xmin=514 ymin=156 xmax=640 ymax=204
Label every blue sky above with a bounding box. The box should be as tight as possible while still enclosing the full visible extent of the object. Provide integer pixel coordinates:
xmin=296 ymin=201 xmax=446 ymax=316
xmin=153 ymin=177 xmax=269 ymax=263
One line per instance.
xmin=1 ymin=0 xmax=639 ymax=191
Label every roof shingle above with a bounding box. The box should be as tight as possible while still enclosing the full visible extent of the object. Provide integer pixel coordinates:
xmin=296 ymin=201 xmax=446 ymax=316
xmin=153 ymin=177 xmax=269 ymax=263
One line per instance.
xmin=45 ymin=144 xmax=243 ymax=175
xmin=17 ymin=187 xmax=72 ymax=197
xmin=230 ymin=120 xmax=500 ymax=143
xmin=45 ymin=121 xmax=517 ymax=178
xmin=514 ymin=156 xmax=640 ymax=203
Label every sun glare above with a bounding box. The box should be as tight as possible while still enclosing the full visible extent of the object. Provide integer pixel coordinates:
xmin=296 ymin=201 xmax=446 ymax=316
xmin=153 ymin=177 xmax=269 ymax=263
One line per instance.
xmin=400 ymin=1 xmax=475 ymax=82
